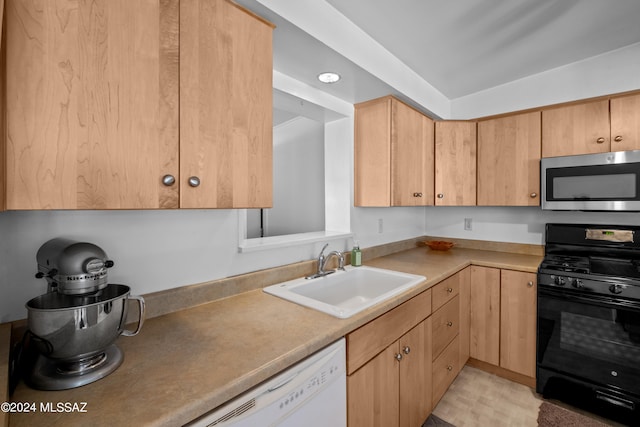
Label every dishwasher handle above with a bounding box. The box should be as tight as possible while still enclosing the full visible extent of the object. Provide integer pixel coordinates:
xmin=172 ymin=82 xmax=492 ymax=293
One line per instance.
xmin=267 ymin=373 xmax=298 ymax=393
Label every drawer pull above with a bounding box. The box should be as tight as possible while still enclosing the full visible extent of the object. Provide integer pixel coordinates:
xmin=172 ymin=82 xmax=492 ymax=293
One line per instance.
xmin=447 ymin=365 xmax=453 ymax=371
xmin=447 ymin=321 xmax=453 ymax=327
xmin=446 ymin=287 xmax=453 ymax=293
xmin=527 ymin=281 xmax=534 ymax=287
xmin=402 ymin=346 xmax=411 ymax=355
xmin=395 ymin=353 xmax=403 ymax=362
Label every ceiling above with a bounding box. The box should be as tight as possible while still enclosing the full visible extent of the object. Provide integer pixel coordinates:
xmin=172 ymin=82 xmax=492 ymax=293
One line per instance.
xmin=237 ymin=0 xmax=640 ymax=115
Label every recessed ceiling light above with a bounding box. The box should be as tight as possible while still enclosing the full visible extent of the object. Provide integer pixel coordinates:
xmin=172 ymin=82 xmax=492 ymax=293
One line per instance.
xmin=317 ymin=72 xmax=341 ymax=84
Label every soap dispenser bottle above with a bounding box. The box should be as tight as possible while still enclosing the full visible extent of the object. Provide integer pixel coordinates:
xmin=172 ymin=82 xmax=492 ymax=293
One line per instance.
xmin=351 ymin=241 xmax=362 ymax=267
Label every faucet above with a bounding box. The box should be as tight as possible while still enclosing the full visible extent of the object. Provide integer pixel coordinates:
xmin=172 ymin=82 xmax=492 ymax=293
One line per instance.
xmin=306 ymin=243 xmax=345 ymax=279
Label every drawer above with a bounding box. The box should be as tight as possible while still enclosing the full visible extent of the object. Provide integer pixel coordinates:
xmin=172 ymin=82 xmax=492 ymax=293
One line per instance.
xmin=431 ymin=295 xmax=460 ymax=360
xmin=432 ymin=272 xmax=461 ymax=312
xmin=347 ymin=289 xmax=432 ymax=374
xmin=432 ymin=335 xmax=460 ymax=408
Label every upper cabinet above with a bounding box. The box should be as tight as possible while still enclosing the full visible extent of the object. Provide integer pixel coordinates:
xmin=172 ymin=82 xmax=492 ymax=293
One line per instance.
xmin=3 ymin=0 xmax=272 ymax=210
xmin=180 ymin=0 xmax=273 ymax=209
xmin=355 ymin=96 xmax=434 ymax=207
xmin=434 ymin=121 xmax=477 ymax=206
xmin=477 ymin=112 xmax=541 ymax=206
xmin=610 ymin=93 xmax=640 ymax=152
xmin=542 ymin=93 xmax=640 ymax=157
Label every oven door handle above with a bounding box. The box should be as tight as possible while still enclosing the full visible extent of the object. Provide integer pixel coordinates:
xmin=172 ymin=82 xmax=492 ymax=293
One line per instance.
xmin=539 ymin=287 xmax=640 ymax=310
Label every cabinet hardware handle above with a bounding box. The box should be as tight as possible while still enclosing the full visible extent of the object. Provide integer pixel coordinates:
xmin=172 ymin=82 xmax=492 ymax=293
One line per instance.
xmin=527 ymin=281 xmax=534 ymax=287
xmin=437 ymin=193 xmax=444 ymax=199
xmin=530 ymin=192 xmax=537 ymax=198
xmin=446 ymin=287 xmax=453 ymax=293
xmin=596 ymin=137 xmax=605 ymax=144
xmin=447 ymin=365 xmax=453 ymax=371
xmin=614 ymin=135 xmax=623 ymax=142
xmin=162 ymin=175 xmax=176 ymax=186
xmin=447 ymin=321 xmax=453 ymax=327
xmin=402 ymin=346 xmax=411 ymax=355
xmin=188 ymin=176 xmax=201 ymax=188
xmin=395 ymin=353 xmax=403 ymax=362
xmin=413 ymin=192 xmax=423 ymax=197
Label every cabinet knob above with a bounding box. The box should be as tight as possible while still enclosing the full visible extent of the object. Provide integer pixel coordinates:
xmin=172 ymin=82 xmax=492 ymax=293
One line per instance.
xmin=527 ymin=281 xmax=534 ymax=287
xmin=394 ymin=353 xmax=403 ymax=362
xmin=530 ymin=192 xmax=537 ymax=198
xmin=447 ymin=321 xmax=453 ymax=327
xmin=162 ymin=175 xmax=176 ymax=186
xmin=402 ymin=346 xmax=411 ymax=355
xmin=413 ymin=192 xmax=423 ymax=198
xmin=437 ymin=193 xmax=444 ymax=199
xmin=614 ymin=135 xmax=623 ymax=142
xmin=188 ymin=176 xmax=201 ymax=188
xmin=447 ymin=365 xmax=453 ymax=371
xmin=596 ymin=137 xmax=606 ymax=144
xmin=447 ymin=287 xmax=453 ymax=293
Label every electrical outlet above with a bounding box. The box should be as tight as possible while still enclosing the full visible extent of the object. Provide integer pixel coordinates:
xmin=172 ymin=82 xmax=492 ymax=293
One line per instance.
xmin=464 ymin=218 xmax=472 ymax=231
xmin=378 ymin=218 xmax=384 ymax=234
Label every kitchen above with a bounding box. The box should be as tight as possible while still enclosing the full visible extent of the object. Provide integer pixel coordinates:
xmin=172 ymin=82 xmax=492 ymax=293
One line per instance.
xmin=2 ymin=0 xmax=640 ymax=426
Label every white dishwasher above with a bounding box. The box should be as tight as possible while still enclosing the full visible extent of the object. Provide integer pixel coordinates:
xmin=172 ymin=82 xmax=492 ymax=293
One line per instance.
xmin=188 ymin=338 xmax=346 ymax=427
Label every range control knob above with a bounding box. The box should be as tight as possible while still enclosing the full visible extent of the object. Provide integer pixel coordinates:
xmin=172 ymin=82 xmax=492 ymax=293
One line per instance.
xmin=553 ymin=276 xmax=566 ymax=286
xmin=609 ymin=284 xmax=624 ymax=294
xmin=572 ymin=279 xmax=584 ymax=289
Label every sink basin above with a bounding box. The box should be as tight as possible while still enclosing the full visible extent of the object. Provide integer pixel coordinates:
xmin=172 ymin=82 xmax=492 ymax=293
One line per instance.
xmin=263 ymin=266 xmax=426 ymax=318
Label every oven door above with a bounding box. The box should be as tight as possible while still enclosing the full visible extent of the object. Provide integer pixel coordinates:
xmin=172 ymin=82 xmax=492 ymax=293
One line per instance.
xmin=538 ymin=286 xmax=640 ymax=397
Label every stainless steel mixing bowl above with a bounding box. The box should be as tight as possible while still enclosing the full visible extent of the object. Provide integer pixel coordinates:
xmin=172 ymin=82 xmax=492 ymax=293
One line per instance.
xmin=26 ymin=284 xmax=145 ymax=360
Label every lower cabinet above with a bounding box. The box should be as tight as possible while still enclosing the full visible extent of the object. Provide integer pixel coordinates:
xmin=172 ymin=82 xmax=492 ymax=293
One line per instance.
xmin=347 ymin=293 xmax=432 ymax=427
xmin=432 ymin=336 xmax=460 ymax=406
xmin=469 ymin=266 xmax=537 ymax=381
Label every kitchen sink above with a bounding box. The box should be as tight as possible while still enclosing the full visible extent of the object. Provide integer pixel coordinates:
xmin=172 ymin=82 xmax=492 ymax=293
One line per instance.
xmin=263 ymin=266 xmax=426 ymax=318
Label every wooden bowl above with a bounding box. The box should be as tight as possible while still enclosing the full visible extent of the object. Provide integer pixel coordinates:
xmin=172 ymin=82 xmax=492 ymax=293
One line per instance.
xmin=423 ymin=240 xmax=454 ymax=251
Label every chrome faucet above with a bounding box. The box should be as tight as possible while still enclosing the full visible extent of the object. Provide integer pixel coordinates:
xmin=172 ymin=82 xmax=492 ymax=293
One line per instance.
xmin=306 ymin=243 xmax=345 ymax=279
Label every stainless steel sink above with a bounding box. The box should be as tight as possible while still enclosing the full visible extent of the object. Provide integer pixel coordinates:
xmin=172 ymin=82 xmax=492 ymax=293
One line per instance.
xmin=263 ymin=266 xmax=426 ymax=318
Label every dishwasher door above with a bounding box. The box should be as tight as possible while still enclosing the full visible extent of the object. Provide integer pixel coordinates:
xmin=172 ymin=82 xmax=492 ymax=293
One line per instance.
xmin=188 ymin=338 xmax=346 ymax=427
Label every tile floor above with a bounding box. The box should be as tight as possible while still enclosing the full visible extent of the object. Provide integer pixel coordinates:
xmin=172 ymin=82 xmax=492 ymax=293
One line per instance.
xmin=431 ymin=366 xmax=620 ymax=427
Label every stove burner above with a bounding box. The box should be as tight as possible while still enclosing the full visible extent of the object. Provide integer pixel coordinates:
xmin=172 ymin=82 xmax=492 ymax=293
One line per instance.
xmin=540 ymin=255 xmax=590 ymax=274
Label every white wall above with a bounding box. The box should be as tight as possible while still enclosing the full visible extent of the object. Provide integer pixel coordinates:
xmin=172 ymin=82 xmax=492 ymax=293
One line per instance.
xmin=451 ymin=42 xmax=640 ymax=119
xmin=425 ymin=206 xmax=640 ymax=245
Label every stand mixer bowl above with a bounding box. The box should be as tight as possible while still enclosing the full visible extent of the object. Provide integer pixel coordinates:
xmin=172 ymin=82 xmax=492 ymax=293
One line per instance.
xmin=26 ymin=284 xmax=145 ymax=361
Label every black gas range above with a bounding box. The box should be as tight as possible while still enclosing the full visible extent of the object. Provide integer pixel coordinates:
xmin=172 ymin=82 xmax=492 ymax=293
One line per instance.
xmin=537 ymin=223 xmax=640 ymax=426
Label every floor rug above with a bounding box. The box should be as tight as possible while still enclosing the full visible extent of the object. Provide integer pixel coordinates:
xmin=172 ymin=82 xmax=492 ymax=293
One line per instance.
xmin=537 ymin=401 xmax=611 ymax=426
xmin=423 ymin=413 xmax=455 ymax=427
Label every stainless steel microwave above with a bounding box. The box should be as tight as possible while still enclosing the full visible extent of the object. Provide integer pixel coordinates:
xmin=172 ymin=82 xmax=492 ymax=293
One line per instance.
xmin=541 ymin=150 xmax=640 ymax=211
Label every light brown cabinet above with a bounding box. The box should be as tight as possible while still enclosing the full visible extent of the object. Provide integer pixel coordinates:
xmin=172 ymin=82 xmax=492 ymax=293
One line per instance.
xmin=500 ymin=270 xmax=537 ymax=378
xmin=354 ymin=96 xmax=434 ymax=207
xmin=4 ymin=0 xmax=272 ymax=210
xmin=477 ymin=112 xmax=541 ymax=206
xmin=542 ymin=94 xmax=640 ymax=157
xmin=435 ymin=121 xmax=477 ymax=206
xmin=470 ymin=266 xmax=537 ymax=381
xmin=469 ymin=266 xmax=501 ymax=365
xmin=347 ymin=290 xmax=432 ymax=427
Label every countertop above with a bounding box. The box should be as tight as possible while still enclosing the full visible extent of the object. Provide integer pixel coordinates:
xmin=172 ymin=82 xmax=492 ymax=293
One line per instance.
xmin=7 ymin=246 xmax=541 ymax=426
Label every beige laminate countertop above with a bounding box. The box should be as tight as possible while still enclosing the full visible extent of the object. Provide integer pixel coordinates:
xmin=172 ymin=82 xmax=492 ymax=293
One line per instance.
xmin=7 ymin=247 xmax=541 ymax=427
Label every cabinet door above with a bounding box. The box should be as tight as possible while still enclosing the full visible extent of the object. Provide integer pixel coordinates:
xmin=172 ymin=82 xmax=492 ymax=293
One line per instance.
xmin=348 ymin=343 xmax=400 ymax=427
xmin=611 ymin=94 xmax=640 ymax=152
xmin=354 ymin=98 xmax=392 ymax=206
xmin=477 ymin=112 xmax=540 ymax=206
xmin=0 ymin=0 xmax=5 ymax=211
xmin=469 ymin=266 xmax=500 ymax=365
xmin=391 ymin=100 xmax=434 ymax=206
xmin=399 ymin=319 xmax=432 ymax=427
xmin=500 ymin=270 xmax=537 ymax=378
xmin=458 ymin=267 xmax=471 ymax=366
xmin=542 ymin=99 xmax=610 ymax=157
xmin=180 ymin=0 xmax=273 ymax=208
xmin=6 ymin=0 xmax=180 ymax=209
xmin=435 ymin=121 xmax=477 ymax=206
